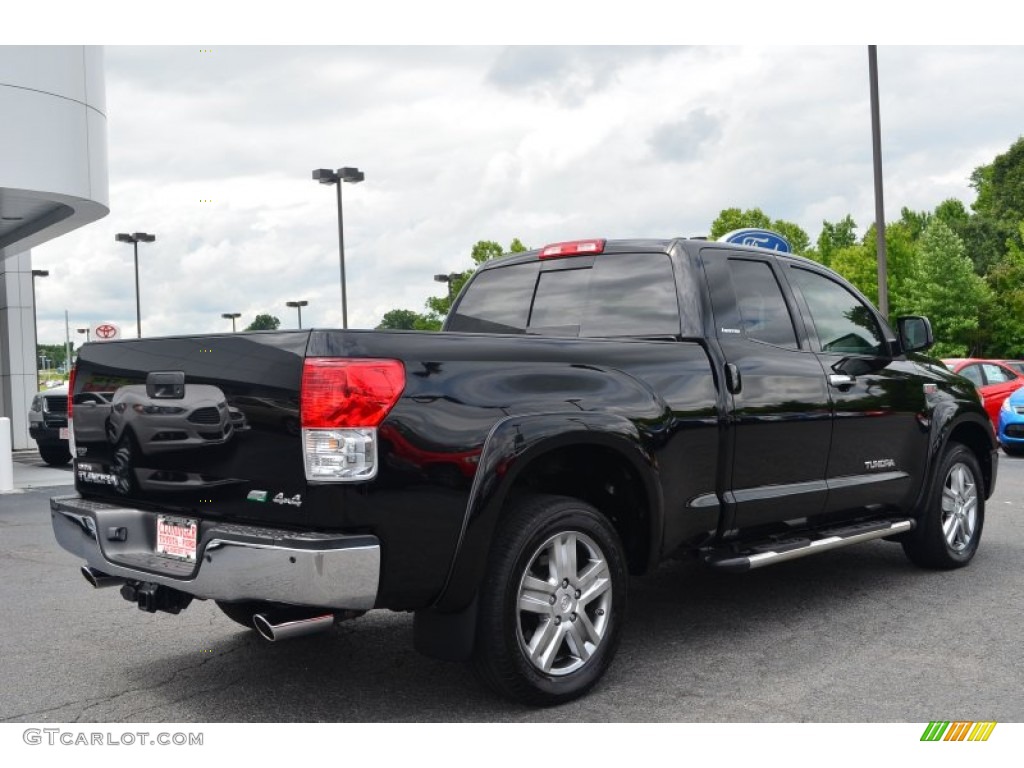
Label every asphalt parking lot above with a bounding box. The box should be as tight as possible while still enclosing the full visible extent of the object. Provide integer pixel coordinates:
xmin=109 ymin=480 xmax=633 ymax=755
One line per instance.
xmin=1 ymin=451 xmax=1022 ymax=722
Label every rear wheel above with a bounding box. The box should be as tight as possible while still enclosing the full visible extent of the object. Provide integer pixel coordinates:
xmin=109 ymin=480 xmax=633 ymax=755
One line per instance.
xmin=903 ymin=442 xmax=984 ymax=569
xmin=473 ymin=494 xmax=627 ymax=705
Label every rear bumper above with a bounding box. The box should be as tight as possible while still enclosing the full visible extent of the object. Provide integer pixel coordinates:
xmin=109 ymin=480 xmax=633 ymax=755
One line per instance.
xmin=50 ymin=494 xmax=380 ymax=610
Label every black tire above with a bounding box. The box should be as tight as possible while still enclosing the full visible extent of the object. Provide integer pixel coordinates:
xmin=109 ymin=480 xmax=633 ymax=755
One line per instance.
xmin=473 ymin=494 xmax=628 ymax=705
xmin=38 ymin=443 xmax=71 ymax=466
xmin=903 ymin=442 xmax=984 ymax=569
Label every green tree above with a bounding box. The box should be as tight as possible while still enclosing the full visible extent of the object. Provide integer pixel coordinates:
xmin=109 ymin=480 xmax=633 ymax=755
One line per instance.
xmin=426 ymin=238 xmax=527 ymax=321
xmin=971 ymin=136 xmax=1024 ymax=234
xmin=377 ymin=309 xmax=427 ymax=330
xmin=709 ymin=207 xmax=810 ymax=254
xmin=968 ymin=137 xmax=1024 ymax=268
xmin=37 ymin=343 xmax=74 ymax=370
xmin=933 ymin=198 xmax=969 ymax=232
xmin=814 ymin=215 xmax=858 ymax=267
xmin=982 ymin=222 xmax=1024 ymax=357
xmin=245 ymin=314 xmax=280 ymax=331
xmin=910 ymin=220 xmax=990 ymax=357
xmin=376 ymin=239 xmax=528 ymax=331
xmin=828 ymin=243 xmax=877 ymax=304
xmin=709 ymin=207 xmax=772 ymax=238
xmin=376 ymin=308 xmax=442 ymax=331
xmin=895 ymin=207 xmax=931 ymax=242
xmin=854 ymin=218 xmax=922 ymax=319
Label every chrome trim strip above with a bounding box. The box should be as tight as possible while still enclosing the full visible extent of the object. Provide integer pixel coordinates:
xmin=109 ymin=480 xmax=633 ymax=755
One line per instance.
xmin=51 ymin=495 xmax=379 ymax=610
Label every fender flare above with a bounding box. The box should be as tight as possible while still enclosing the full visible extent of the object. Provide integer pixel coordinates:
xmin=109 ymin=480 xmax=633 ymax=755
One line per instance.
xmin=916 ymin=402 xmax=996 ymax=510
xmin=432 ymin=411 xmax=663 ymax=613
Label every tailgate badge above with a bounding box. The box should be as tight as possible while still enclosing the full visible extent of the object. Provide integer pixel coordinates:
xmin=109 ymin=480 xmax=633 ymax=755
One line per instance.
xmin=246 ymin=490 xmax=268 ymax=502
xmin=273 ymin=493 xmax=303 ymax=508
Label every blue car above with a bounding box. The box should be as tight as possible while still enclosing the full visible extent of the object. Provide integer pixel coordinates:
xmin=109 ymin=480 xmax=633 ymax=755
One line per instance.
xmin=998 ymin=387 xmax=1024 ymax=456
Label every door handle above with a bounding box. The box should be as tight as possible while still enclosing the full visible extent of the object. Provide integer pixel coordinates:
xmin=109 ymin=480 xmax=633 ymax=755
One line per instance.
xmin=725 ymin=363 xmax=742 ymax=394
xmin=829 ymin=373 xmax=855 ymax=388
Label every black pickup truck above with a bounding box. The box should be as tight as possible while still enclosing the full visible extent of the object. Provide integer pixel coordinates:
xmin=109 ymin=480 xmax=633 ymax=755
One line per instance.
xmin=52 ymin=237 xmax=996 ymax=704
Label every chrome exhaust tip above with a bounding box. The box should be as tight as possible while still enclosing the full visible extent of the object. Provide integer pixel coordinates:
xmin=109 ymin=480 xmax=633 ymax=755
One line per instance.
xmin=81 ymin=565 xmax=126 ymax=589
xmin=253 ymin=612 xmax=334 ymax=642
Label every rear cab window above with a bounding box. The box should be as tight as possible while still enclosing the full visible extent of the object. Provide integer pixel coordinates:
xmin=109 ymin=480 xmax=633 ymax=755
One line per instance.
xmin=447 ymin=252 xmax=681 ymax=338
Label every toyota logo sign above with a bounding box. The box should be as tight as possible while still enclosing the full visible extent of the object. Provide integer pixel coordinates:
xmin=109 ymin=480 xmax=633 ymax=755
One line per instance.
xmin=92 ymin=322 xmax=121 ymax=341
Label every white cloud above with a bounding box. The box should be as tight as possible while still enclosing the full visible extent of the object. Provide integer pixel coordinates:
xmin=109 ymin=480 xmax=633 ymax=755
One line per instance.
xmin=29 ymin=45 xmax=1024 ymax=345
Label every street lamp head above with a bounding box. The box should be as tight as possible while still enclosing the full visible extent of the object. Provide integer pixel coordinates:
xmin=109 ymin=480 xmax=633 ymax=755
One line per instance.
xmin=434 ymin=274 xmax=452 ymax=284
xmin=221 ymin=312 xmax=242 ymax=320
xmin=338 ymin=167 xmax=365 ymax=184
xmin=286 ymin=300 xmax=309 ymax=308
xmin=77 ymin=327 xmax=89 ymax=334
xmin=116 ymin=232 xmax=155 ymax=243
xmin=312 ymin=168 xmax=339 ymax=185
xmin=32 ymin=269 xmax=49 ymax=278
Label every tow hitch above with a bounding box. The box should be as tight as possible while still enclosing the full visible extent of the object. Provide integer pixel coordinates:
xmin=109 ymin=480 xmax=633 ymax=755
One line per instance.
xmin=119 ymin=581 xmax=194 ymax=614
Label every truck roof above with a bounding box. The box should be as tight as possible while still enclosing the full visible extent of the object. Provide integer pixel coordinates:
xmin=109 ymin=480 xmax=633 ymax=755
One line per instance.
xmin=478 ymin=237 xmax=820 ymax=270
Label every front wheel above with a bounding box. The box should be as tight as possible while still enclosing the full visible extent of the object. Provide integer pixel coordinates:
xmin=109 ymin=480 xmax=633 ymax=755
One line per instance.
xmin=473 ymin=494 xmax=628 ymax=705
xmin=903 ymin=442 xmax=984 ymax=569
xmin=38 ymin=443 xmax=71 ymax=466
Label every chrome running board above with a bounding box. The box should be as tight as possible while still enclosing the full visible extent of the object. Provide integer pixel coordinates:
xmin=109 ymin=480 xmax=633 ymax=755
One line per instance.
xmin=705 ymin=519 xmax=914 ymax=572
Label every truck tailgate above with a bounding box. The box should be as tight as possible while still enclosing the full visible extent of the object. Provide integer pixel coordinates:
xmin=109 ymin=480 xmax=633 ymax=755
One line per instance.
xmin=71 ymin=332 xmax=310 ymax=526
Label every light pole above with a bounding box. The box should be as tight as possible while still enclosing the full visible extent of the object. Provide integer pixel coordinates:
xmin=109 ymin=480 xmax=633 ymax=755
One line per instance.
xmin=30 ymin=269 xmax=48 ymax=390
xmin=286 ymin=300 xmax=309 ymax=329
xmin=115 ymin=232 xmax=156 ymax=338
xmin=868 ymin=45 xmax=888 ymax=319
xmin=77 ymin=327 xmax=90 ymax=342
xmin=433 ymin=272 xmax=462 ymax=303
xmin=312 ymin=166 xmax=364 ymax=329
xmin=221 ymin=312 xmax=241 ymax=332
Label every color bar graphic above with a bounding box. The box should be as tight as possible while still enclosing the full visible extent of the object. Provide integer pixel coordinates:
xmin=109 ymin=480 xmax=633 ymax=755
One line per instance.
xmin=920 ymin=721 xmax=996 ymax=741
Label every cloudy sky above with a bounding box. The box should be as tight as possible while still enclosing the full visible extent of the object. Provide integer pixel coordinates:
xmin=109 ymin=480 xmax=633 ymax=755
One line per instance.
xmin=29 ymin=43 xmax=1024 ymax=344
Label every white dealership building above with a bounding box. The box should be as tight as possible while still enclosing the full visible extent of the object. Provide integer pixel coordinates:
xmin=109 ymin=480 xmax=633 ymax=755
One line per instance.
xmin=0 ymin=46 xmax=109 ymax=448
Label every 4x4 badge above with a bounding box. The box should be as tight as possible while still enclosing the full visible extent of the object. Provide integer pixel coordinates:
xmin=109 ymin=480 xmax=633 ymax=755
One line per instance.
xmin=273 ymin=493 xmax=303 ymax=507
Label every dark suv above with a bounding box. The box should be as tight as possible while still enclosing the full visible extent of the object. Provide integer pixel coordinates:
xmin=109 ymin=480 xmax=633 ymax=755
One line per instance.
xmin=28 ymin=386 xmax=71 ymax=466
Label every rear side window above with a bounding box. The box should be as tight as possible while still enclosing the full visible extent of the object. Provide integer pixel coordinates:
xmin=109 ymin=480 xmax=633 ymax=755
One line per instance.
xmin=579 ymin=254 xmax=680 ymax=337
xmin=726 ymin=259 xmax=798 ymax=348
xmin=447 ymin=262 xmax=539 ymax=334
xmin=447 ymin=253 xmax=680 ymax=337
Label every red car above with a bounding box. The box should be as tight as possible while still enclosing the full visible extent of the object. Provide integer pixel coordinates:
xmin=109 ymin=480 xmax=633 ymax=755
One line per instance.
xmin=943 ymin=358 xmax=1024 ymax=427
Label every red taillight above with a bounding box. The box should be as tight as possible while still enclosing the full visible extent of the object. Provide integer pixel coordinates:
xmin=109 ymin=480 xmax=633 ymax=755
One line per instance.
xmin=539 ymin=239 xmax=606 ymax=259
xmin=67 ymin=364 xmax=77 ymax=420
xmin=301 ymin=358 xmax=405 ymax=428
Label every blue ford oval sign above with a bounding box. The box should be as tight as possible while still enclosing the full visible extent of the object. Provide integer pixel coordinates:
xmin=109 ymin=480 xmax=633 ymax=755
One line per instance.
xmin=719 ymin=228 xmax=792 ymax=253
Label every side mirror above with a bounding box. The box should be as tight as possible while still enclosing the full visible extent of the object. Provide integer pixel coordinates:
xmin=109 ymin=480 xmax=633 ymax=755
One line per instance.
xmin=897 ymin=316 xmax=934 ymax=353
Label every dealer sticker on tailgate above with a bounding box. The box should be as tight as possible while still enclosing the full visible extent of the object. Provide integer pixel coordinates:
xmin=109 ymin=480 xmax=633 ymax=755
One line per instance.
xmin=156 ymin=515 xmax=198 ymax=561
